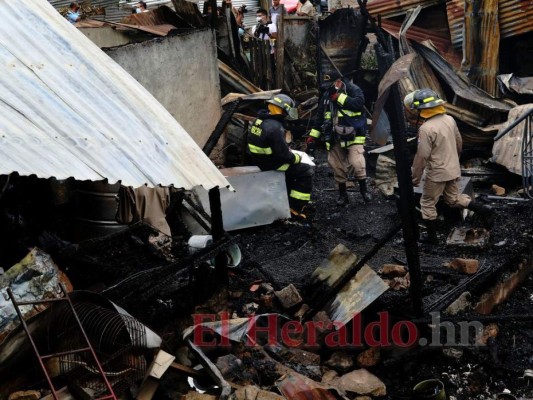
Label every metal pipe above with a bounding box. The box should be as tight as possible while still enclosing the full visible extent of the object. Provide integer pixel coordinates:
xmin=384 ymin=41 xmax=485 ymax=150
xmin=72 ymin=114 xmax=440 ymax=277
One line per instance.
xmin=209 ymin=187 xmax=228 ymax=283
xmin=494 ymin=108 xmax=533 ymax=141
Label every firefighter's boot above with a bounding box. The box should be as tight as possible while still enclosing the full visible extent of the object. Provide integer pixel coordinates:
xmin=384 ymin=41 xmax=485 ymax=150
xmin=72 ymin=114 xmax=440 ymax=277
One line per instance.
xmin=336 ymin=182 xmax=349 ymax=206
xmin=467 ymin=201 xmax=495 ymax=228
xmin=359 ymin=179 xmax=373 ymax=203
xmin=420 ymin=219 xmax=439 ymax=245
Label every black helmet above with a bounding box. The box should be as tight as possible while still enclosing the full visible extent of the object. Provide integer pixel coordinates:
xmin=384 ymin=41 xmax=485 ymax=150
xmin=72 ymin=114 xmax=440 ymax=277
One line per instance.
xmin=266 ymin=94 xmax=295 ymax=115
xmin=411 ymin=88 xmax=445 ymax=110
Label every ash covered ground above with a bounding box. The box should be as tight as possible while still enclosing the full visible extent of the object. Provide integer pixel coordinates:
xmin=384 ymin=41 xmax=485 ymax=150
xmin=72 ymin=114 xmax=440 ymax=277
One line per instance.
xmin=214 ymin=146 xmax=533 ymax=399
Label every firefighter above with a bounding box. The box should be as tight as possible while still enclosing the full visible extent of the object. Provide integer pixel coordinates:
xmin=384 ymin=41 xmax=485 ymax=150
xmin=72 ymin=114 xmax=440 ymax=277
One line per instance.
xmin=247 ymin=94 xmax=314 ymax=219
xmin=306 ymin=76 xmax=372 ymax=205
xmin=405 ymin=88 xmax=495 ymax=244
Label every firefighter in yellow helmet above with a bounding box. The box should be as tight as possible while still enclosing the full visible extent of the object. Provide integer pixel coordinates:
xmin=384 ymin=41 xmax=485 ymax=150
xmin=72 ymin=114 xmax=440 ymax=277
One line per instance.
xmin=405 ymin=88 xmax=494 ymax=244
xmin=247 ymin=94 xmax=314 ymax=219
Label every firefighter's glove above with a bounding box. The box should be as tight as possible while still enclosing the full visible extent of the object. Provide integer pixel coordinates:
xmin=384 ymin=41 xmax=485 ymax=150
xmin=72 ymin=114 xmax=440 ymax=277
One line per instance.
xmin=329 ymin=92 xmax=340 ymax=102
xmin=305 ymin=136 xmax=316 ymax=156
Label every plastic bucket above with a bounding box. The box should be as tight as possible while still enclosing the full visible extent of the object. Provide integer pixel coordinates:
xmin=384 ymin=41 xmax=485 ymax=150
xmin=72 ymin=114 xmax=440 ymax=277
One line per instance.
xmin=412 ymin=379 xmax=446 ymax=400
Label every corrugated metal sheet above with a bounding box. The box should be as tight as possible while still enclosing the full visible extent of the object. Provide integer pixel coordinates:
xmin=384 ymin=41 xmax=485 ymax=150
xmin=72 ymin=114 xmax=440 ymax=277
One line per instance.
xmin=447 ymin=0 xmax=533 ymax=48
xmin=461 ymin=0 xmax=499 ymax=97
xmin=1 ymin=0 xmax=231 ymax=190
xmin=354 ymin=0 xmax=445 ymax=19
xmin=318 ymin=9 xmax=367 ymax=85
xmin=492 ymin=104 xmax=533 ymax=176
xmin=197 ymin=0 xmax=261 ymax=29
xmin=380 ymin=19 xmax=462 ymax=69
xmin=413 ymin=42 xmax=512 ymax=112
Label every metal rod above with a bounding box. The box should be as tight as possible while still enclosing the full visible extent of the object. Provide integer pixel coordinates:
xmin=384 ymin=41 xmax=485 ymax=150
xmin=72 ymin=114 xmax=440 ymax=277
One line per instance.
xmin=494 ymin=108 xmax=533 ymax=141
xmin=59 ymin=284 xmax=118 ymax=400
xmin=6 ymin=288 xmax=59 ymax=400
xmin=41 ymin=347 xmax=91 ymax=360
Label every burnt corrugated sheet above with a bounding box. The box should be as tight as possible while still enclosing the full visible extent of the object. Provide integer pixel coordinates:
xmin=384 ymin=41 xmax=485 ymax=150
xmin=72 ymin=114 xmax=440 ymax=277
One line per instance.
xmin=1 ymin=0 xmax=231 ymax=190
xmin=462 ymin=0 xmax=499 ymax=97
xmin=318 ymin=9 xmax=367 ymax=85
xmin=413 ymin=42 xmax=512 ymax=113
xmin=355 ymin=0 xmax=445 ymax=19
xmin=492 ymin=104 xmax=533 ymax=175
xmin=380 ymin=19 xmax=462 ymax=69
xmin=447 ymin=0 xmax=533 ymax=48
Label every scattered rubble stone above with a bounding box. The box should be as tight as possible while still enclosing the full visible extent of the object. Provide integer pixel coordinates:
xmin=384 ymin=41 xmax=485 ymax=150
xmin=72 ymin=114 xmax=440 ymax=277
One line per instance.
xmin=491 ymin=184 xmax=506 ymax=196
xmin=321 ymin=369 xmax=339 ymax=384
xmin=260 ymin=283 xmax=275 ymax=294
xmin=265 ymin=344 xmax=320 ymax=366
xmin=445 ymin=292 xmax=472 ymax=315
xmin=356 ymin=347 xmax=381 ymax=367
xmin=274 ymin=284 xmax=303 ymax=309
xmin=330 ymin=369 xmax=387 ymax=396
xmin=325 ymin=351 xmax=354 ymax=373
xmin=258 ymin=294 xmax=273 ymax=309
xmin=230 ymin=386 xmax=284 ymax=400
xmin=442 ymin=348 xmax=464 ymax=360
xmin=447 ymin=258 xmax=479 ymax=275
xmin=380 ymin=264 xmax=408 ymax=277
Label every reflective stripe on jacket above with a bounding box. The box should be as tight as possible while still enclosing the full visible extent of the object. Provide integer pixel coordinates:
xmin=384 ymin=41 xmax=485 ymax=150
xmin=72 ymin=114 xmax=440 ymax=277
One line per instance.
xmin=247 ymin=112 xmax=300 ymax=171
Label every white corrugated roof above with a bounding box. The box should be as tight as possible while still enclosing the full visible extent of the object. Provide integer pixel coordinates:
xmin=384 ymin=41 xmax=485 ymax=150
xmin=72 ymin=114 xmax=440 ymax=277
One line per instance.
xmin=1 ymin=0 xmax=231 ymax=190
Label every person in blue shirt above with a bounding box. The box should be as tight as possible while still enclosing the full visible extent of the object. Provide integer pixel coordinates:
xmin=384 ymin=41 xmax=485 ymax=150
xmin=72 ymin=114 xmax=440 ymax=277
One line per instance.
xmin=66 ymin=2 xmax=81 ymax=24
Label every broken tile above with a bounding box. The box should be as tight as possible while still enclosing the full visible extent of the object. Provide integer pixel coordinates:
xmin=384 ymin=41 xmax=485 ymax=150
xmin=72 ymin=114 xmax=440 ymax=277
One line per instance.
xmin=330 ymin=369 xmax=386 ymax=396
xmin=8 ymin=391 xmax=40 ymax=400
xmin=380 ymin=264 xmax=408 ymax=277
xmin=446 ymin=227 xmax=489 ymax=248
xmin=447 ymin=258 xmax=479 ymax=275
xmin=274 ymin=284 xmax=303 ymax=309
xmin=491 ymin=184 xmax=506 ymax=196
xmin=445 ymin=292 xmax=471 ymax=315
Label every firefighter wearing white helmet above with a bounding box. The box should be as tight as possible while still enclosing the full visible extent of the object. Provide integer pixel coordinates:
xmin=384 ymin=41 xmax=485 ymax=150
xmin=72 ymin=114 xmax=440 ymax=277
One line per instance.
xmin=247 ymin=94 xmax=314 ymax=219
xmin=404 ymin=88 xmax=494 ymax=244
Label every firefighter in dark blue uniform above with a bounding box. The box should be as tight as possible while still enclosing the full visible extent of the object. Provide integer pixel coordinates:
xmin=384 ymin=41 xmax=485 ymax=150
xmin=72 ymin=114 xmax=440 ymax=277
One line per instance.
xmin=247 ymin=94 xmax=314 ymax=218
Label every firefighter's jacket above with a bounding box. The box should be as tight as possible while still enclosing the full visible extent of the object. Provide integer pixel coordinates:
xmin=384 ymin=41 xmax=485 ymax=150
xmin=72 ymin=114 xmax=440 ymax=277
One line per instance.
xmin=247 ymin=111 xmax=301 ymax=171
xmin=412 ymin=113 xmax=462 ymax=185
xmin=309 ymin=80 xmax=366 ymax=149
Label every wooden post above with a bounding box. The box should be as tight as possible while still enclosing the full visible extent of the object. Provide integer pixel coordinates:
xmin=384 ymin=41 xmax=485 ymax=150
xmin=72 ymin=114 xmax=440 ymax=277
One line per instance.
xmin=275 ymin=11 xmax=285 ymax=89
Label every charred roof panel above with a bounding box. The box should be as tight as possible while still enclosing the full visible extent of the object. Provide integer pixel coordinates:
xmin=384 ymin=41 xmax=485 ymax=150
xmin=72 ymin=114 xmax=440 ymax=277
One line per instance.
xmin=318 ymin=9 xmax=367 ymax=85
xmin=447 ymin=0 xmax=533 ymax=48
xmin=355 ymin=0 xmax=445 ymax=19
xmin=0 ymin=0 xmax=231 ymax=190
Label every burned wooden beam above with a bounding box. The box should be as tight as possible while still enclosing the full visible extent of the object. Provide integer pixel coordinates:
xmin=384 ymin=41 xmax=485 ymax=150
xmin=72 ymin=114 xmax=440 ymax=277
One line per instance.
xmin=203 ymin=99 xmax=242 ymax=157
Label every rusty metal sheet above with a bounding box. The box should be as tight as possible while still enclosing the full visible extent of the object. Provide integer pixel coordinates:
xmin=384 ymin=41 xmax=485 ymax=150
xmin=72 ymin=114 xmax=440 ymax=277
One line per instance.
xmin=498 ymin=74 xmax=533 ymax=95
xmin=0 ymin=0 xmax=231 ymax=190
xmin=462 ymin=0 xmax=500 ymax=96
xmin=120 ymin=4 xmax=205 ymax=29
xmin=447 ymin=0 xmax=533 ymax=48
xmin=351 ymin=0 xmax=445 ymax=19
xmin=380 ymin=19 xmax=462 ymax=69
xmin=317 ymin=9 xmax=367 ymax=86
xmin=492 ymin=104 xmax=533 ymax=176
xmin=413 ymin=42 xmax=512 ymax=112
xmin=309 ymin=244 xmax=389 ymax=328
